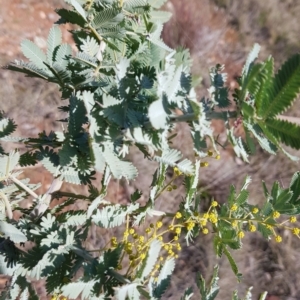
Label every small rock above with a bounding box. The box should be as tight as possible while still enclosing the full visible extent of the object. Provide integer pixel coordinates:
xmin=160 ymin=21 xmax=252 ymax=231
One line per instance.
xmin=39 ymin=11 xmax=46 ymax=19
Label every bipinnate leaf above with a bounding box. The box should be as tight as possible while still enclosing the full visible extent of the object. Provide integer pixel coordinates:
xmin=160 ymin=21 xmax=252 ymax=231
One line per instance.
xmin=242 ymin=43 xmax=260 ymax=79
xmin=289 ymin=172 xmax=300 ymax=204
xmin=0 ymin=151 xmax=20 ymax=178
xmin=197 ymin=265 xmax=219 ymax=300
xmin=0 ymin=117 xmax=17 ymax=139
xmin=5 ymin=61 xmax=50 ymax=79
xmin=157 ymin=258 xmax=175 ymax=284
xmin=262 ymin=54 xmax=300 ymax=119
xmin=150 ymin=258 xmax=175 ymax=298
xmin=55 ymin=8 xmax=86 ymax=27
xmin=140 ymin=239 xmax=161 ymax=280
xmin=92 ymin=203 xmax=139 ymax=228
xmin=115 ymin=282 xmax=140 ymax=300
xmin=61 ymin=279 xmax=97 ymax=300
xmin=21 ymin=40 xmax=47 ymax=70
xmin=102 ymin=142 xmax=138 ymax=180
xmin=223 ymin=247 xmax=241 ymax=281
xmin=148 ymin=0 xmax=168 ymax=8
xmin=47 ymin=25 xmax=62 ymax=64
xmin=148 ymin=99 xmax=168 ymax=130
xmin=244 ymin=122 xmax=277 ymax=155
xmin=65 ymin=0 xmax=87 ymax=20
xmin=92 ymin=8 xmax=123 ymax=30
xmin=0 ymin=221 xmax=27 ymax=243
xmin=55 ymin=44 xmax=72 ymax=68
xmin=255 ymin=56 xmax=274 ymax=116
xmin=180 ymin=287 xmax=194 ymax=300
xmin=265 ymin=118 xmax=300 ymax=150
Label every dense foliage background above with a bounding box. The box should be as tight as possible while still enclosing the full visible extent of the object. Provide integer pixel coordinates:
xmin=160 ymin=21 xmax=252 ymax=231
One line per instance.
xmin=1 ymin=1 xmax=300 ymax=299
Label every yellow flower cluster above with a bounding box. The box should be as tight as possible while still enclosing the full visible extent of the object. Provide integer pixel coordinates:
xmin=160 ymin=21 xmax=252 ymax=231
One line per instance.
xmin=230 ymin=204 xmax=238 ymax=212
xmin=273 ymin=211 xmax=280 ymax=219
xmin=51 ymin=295 xmax=67 ymax=300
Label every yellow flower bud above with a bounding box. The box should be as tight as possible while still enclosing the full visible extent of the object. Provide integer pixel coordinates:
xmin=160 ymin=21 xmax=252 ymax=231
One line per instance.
xmin=275 ymin=235 xmax=282 ymax=243
xmin=290 ymin=216 xmax=297 ymax=223
xmin=249 ymin=224 xmax=256 ymax=232
xmin=238 ymin=231 xmax=245 ymax=239
xmin=156 ymin=221 xmax=163 ymax=228
xmin=230 ymin=204 xmax=238 ymax=212
xmin=200 ymin=162 xmax=209 ymax=167
xmin=211 ymin=200 xmax=218 ymax=207
xmin=174 ymin=167 xmax=182 ymax=176
xmin=175 ymin=212 xmax=182 ymax=219
xmin=202 ymin=228 xmax=209 ymax=234
xmin=273 ymin=211 xmax=280 ymax=219
xmin=252 ymin=207 xmax=259 ymax=214
xmin=207 ymin=150 xmax=214 ymax=157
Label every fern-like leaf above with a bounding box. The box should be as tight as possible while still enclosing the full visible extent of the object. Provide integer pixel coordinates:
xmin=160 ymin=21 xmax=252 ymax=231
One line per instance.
xmin=255 ymin=56 xmax=274 ymax=116
xmin=102 ymin=142 xmax=138 ymax=180
xmin=265 ymin=118 xmax=300 ymax=149
xmin=20 ymin=40 xmax=47 ymax=70
xmin=19 ymin=152 xmax=37 ymax=167
xmin=262 ymin=54 xmax=300 ymax=119
xmin=47 ymin=25 xmax=62 ymax=64
xmin=61 ymin=279 xmax=97 ymax=300
xmin=92 ymin=8 xmax=123 ymax=30
xmin=65 ymin=0 xmax=87 ymax=21
xmin=55 ymin=44 xmax=72 ymax=68
xmin=5 ymin=61 xmax=50 ymax=79
xmin=0 ymin=117 xmax=17 ymax=138
xmin=197 ymin=265 xmax=219 ymax=300
xmin=55 ymin=8 xmax=86 ymax=27
xmin=242 ymin=43 xmax=260 ymax=80
xmin=140 ymin=239 xmax=161 ymax=279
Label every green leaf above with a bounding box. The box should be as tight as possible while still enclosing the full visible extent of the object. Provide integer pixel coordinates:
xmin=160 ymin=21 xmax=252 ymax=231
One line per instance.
xmin=262 ymin=54 xmax=300 ymax=119
xmin=259 ymin=292 xmax=268 ymax=300
xmin=66 ymin=0 xmax=87 ymax=21
xmin=140 ymin=239 xmax=161 ymax=279
xmin=47 ymin=25 xmax=62 ymax=64
xmin=148 ymin=0 xmax=168 ymax=8
xmin=0 ymin=221 xmax=27 ymax=243
xmin=19 ymin=152 xmax=37 ymax=167
xmin=244 ymin=122 xmax=277 ymax=155
xmin=5 ymin=61 xmax=50 ymax=79
xmin=151 ymin=276 xmax=171 ymax=299
xmin=223 ymin=247 xmax=242 ymax=282
xmin=197 ymin=265 xmax=219 ymax=300
xmin=261 ymin=181 xmax=269 ymax=198
xmin=21 ymin=40 xmax=47 ymax=70
xmin=55 ymin=8 xmax=86 ymax=27
xmin=102 ymin=142 xmax=138 ymax=180
xmin=0 ymin=151 xmax=20 ymax=178
xmin=289 ymin=172 xmax=300 ymax=204
xmin=245 ymin=128 xmax=256 ymax=155
xmin=241 ymin=63 xmax=264 ymax=102
xmin=265 ymin=118 xmax=300 ymax=150
xmin=255 ymin=56 xmax=274 ymax=117
xmin=61 ymin=279 xmax=97 ymax=300
xmin=92 ymin=8 xmax=123 ymax=30
xmin=55 ymin=44 xmax=72 ymax=68
xmin=257 ymin=223 xmax=272 ymax=239
xmin=235 ymin=190 xmax=249 ymax=206
xmin=242 ymin=43 xmax=261 ymax=80
xmin=0 ymin=117 xmax=17 ymax=139
xmin=92 ymin=203 xmax=139 ymax=228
